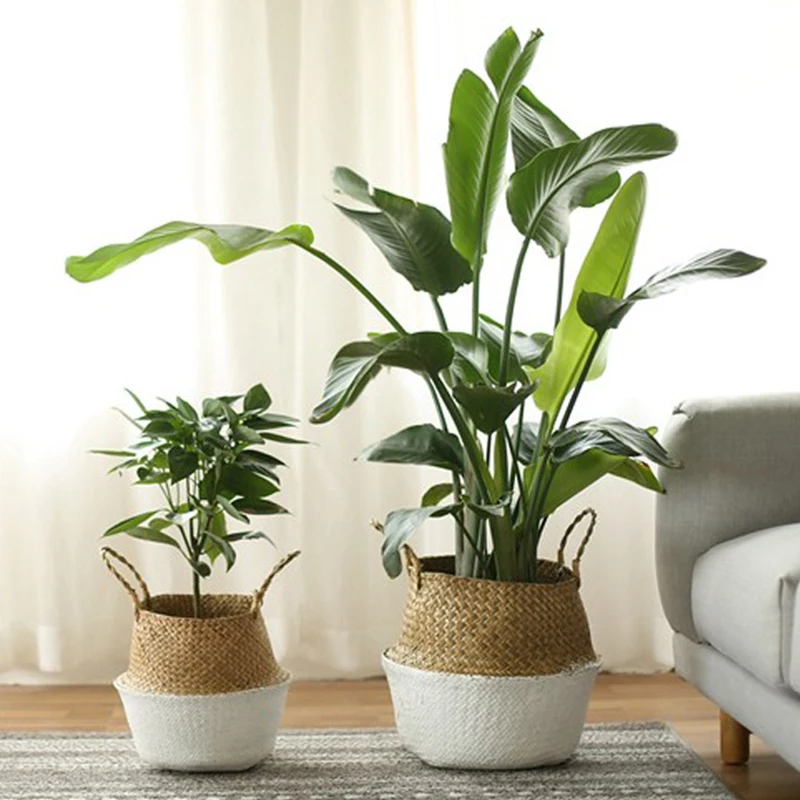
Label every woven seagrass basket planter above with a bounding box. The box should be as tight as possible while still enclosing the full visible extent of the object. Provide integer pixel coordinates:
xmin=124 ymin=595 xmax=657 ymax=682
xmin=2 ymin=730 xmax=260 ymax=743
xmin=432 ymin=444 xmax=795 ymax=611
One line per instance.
xmin=103 ymin=548 xmax=299 ymax=772
xmin=383 ymin=510 xmax=601 ymax=770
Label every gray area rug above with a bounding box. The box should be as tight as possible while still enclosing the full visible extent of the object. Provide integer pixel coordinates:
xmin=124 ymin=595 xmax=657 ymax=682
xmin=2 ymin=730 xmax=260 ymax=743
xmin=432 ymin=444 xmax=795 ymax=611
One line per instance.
xmin=0 ymin=723 xmax=734 ymax=799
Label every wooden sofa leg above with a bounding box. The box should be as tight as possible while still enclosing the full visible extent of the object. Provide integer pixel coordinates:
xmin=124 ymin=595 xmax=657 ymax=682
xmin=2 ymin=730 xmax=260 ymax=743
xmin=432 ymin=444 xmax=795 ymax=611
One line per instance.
xmin=720 ymin=710 xmax=750 ymax=764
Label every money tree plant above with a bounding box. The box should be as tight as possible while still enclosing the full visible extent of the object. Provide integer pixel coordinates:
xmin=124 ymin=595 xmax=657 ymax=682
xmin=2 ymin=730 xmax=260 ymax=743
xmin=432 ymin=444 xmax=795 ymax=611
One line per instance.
xmin=69 ymin=27 xmax=766 ymax=583
xmin=96 ymin=385 xmax=303 ymax=615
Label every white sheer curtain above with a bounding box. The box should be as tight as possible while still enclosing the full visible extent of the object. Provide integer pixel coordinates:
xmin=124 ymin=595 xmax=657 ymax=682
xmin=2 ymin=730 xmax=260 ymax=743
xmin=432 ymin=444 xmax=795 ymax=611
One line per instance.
xmin=3 ymin=0 xmax=798 ymax=684
xmin=1 ymin=0 xmax=430 ymax=683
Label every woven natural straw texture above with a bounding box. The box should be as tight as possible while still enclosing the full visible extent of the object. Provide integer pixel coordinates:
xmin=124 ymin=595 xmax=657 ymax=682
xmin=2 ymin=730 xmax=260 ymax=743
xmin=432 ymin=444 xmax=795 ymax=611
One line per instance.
xmin=387 ymin=509 xmax=598 ymax=677
xmin=102 ymin=548 xmax=299 ymax=696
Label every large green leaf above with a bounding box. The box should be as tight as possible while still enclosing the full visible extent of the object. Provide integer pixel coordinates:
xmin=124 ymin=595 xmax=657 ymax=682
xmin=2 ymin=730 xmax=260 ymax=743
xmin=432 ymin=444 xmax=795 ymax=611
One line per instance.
xmin=332 ymin=168 xmax=471 ymax=297
xmin=66 ymin=221 xmax=313 ymax=282
xmin=507 ymin=125 xmax=677 ymax=258
xmin=542 ymin=451 xmax=664 ymax=516
xmin=445 ymin=29 xmax=542 ymax=266
xmin=453 ymin=382 xmax=536 ymax=434
xmin=578 ymin=249 xmax=768 ymax=333
xmin=381 ymin=504 xmax=461 ymax=578
xmin=311 ymin=332 xmax=454 ymax=424
xmin=531 ymin=173 xmax=647 ymax=416
xmin=550 ymin=418 xmax=679 ymax=468
xmin=510 ymin=87 xmax=620 ymax=206
xmin=359 ymin=424 xmax=464 ymax=472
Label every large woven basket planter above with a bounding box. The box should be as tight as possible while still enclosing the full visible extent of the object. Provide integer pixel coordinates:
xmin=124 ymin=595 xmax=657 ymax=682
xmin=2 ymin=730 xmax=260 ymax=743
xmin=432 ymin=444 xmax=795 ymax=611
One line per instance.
xmin=103 ymin=548 xmax=299 ymax=772
xmin=383 ymin=511 xmax=600 ymax=770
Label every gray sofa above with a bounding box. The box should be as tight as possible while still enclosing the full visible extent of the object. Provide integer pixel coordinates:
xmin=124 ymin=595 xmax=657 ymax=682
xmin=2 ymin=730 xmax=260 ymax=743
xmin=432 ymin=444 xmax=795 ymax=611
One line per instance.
xmin=656 ymin=394 xmax=800 ymax=771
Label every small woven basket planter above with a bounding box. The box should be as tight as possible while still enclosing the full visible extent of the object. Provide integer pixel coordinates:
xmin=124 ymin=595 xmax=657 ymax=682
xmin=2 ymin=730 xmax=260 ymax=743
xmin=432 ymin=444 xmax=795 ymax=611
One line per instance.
xmin=383 ymin=509 xmax=600 ymax=770
xmin=103 ymin=547 xmax=299 ymax=771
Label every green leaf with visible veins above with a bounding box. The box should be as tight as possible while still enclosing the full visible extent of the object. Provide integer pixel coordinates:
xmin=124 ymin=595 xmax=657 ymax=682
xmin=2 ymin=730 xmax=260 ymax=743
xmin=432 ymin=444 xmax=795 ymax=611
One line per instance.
xmin=445 ymin=28 xmax=542 ymax=266
xmin=530 ymin=173 xmax=647 ymax=417
xmin=66 ymin=222 xmax=314 ymax=282
xmin=332 ymin=167 xmax=471 ymax=297
xmin=506 ymin=125 xmax=676 ymax=258
xmin=359 ymin=424 xmax=464 ymax=472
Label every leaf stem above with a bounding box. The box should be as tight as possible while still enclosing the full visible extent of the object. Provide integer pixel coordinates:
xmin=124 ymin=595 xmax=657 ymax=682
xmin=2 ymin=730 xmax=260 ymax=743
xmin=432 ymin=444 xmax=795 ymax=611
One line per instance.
xmin=559 ymin=334 xmax=603 ymax=431
xmin=432 ymin=297 xmax=449 ymax=332
xmin=300 ymin=244 xmax=407 ymax=334
xmin=555 ymin=250 xmax=566 ymax=328
xmin=430 ymin=374 xmax=495 ymax=504
xmin=499 ymin=236 xmax=533 ymax=385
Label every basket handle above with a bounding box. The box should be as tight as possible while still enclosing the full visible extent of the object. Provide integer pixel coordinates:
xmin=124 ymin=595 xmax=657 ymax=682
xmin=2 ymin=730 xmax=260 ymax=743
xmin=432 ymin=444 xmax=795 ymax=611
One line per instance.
xmin=556 ymin=508 xmax=597 ymax=586
xmin=101 ymin=547 xmax=151 ymax=614
xmin=251 ymin=550 xmax=301 ymax=614
xmin=402 ymin=545 xmax=422 ymax=592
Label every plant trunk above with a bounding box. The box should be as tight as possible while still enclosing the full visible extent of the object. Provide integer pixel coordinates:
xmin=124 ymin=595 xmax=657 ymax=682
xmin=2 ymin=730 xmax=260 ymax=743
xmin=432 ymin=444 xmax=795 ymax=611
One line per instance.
xmin=192 ymin=571 xmax=202 ymax=619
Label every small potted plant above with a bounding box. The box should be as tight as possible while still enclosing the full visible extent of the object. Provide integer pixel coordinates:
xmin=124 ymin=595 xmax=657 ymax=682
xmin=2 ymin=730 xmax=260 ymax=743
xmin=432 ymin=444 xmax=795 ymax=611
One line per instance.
xmin=95 ymin=385 xmax=302 ymax=771
xmin=67 ymin=27 xmax=766 ymax=769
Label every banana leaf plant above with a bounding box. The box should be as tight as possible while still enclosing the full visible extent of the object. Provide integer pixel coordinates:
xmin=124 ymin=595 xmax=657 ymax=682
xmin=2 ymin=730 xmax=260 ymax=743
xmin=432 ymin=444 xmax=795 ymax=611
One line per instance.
xmin=67 ymin=28 xmax=766 ymax=583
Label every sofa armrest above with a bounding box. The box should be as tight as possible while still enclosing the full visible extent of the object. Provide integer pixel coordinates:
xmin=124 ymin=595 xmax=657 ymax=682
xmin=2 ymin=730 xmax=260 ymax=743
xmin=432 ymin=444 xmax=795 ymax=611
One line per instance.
xmin=656 ymin=394 xmax=800 ymax=641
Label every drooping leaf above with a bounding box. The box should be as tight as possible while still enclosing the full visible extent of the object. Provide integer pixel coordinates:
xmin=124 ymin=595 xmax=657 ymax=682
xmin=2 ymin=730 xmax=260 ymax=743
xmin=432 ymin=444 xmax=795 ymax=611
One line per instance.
xmin=245 ymin=413 xmax=297 ymax=430
xmin=164 ymin=509 xmax=198 ymax=526
xmin=217 ymin=494 xmax=249 ymax=524
xmin=311 ymin=332 xmax=455 ymax=424
xmin=234 ymin=425 xmax=265 ymax=445
xmin=102 ymin=510 xmax=158 ymax=537
xmin=506 ymin=125 xmax=677 ymax=258
xmin=232 ymin=498 xmax=289 ymax=516
xmin=578 ymin=249 xmax=768 ymax=333
xmin=421 ymin=483 xmax=454 ymax=507
xmin=510 ymin=87 xmax=621 ymax=207
xmin=125 ymin=527 xmax=181 ymax=548
xmin=531 ymin=172 xmax=647 ymax=416
xmin=359 ymin=424 xmax=464 ymax=472
xmin=168 ymin=446 xmax=198 ymax=483
xmin=332 ymin=168 xmax=471 ymax=297
xmin=541 ymin=451 xmax=663 ymax=517
xmin=66 ymin=221 xmax=314 ymax=282
xmin=381 ymin=504 xmax=461 ymax=578
xmin=244 ymin=383 xmax=272 ymax=412
xmin=225 ymin=530 xmax=275 ymax=546
xmin=220 ymin=465 xmax=279 ymax=499
xmin=453 ymin=382 xmax=536 ymax=433
xmin=236 ymin=449 xmax=285 ymax=471
xmin=205 ymin=531 xmax=236 ymax=571
xmin=609 ymin=459 xmax=665 ymax=493
xmin=550 ymin=418 xmax=679 ymax=468
xmin=445 ymin=29 xmax=542 ymax=266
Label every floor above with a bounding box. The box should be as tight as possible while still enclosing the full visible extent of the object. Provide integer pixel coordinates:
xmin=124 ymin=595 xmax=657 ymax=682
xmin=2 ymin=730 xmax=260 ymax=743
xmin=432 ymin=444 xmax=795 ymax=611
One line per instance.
xmin=1 ymin=674 xmax=798 ymax=799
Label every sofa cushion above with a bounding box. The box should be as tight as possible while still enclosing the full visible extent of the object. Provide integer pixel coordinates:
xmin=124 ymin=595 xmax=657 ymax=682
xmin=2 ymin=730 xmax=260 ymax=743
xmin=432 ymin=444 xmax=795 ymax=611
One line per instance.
xmin=692 ymin=523 xmax=800 ymax=690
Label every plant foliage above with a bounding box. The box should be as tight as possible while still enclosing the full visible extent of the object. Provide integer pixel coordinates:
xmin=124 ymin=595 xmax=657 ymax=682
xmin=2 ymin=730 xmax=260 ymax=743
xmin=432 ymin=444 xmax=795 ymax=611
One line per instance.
xmin=95 ymin=386 xmax=303 ymax=614
xmin=69 ymin=27 xmax=767 ymax=583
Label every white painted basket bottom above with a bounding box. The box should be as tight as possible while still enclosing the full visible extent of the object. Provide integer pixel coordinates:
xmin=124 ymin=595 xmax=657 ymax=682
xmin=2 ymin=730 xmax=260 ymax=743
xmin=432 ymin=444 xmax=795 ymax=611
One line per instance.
xmin=114 ymin=675 xmax=290 ymax=772
xmin=382 ymin=654 xmax=600 ymax=770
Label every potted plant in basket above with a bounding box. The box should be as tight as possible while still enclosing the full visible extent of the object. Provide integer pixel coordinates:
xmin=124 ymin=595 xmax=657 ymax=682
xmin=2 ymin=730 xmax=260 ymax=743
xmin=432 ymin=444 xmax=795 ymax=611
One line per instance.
xmin=67 ymin=27 xmax=766 ymax=769
xmin=96 ymin=385 xmax=302 ymax=771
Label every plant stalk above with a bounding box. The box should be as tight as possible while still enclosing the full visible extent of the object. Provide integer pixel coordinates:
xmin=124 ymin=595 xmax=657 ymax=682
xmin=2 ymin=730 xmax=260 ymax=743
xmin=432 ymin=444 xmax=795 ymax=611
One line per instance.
xmin=498 ymin=236 xmax=533 ymax=385
xmin=559 ymin=334 xmax=604 ymax=431
xmin=555 ymin=250 xmax=566 ymax=328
